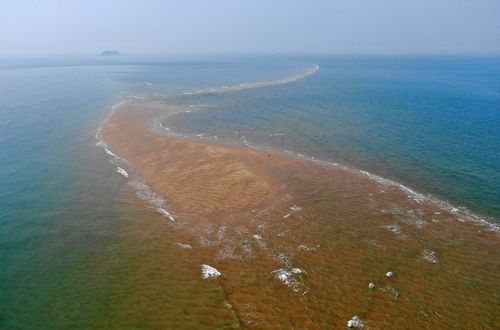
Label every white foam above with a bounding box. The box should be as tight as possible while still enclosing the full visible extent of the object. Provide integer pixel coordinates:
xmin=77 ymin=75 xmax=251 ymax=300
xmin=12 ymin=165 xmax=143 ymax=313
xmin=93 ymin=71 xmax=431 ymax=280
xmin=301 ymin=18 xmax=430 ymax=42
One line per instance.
xmin=272 ymin=268 xmax=301 ymax=291
xmin=157 ymin=208 xmax=170 ymax=216
xmin=198 ymin=235 xmax=219 ymax=247
xmin=275 ymin=270 xmax=291 ymax=282
xmin=422 ymin=249 xmax=439 ymax=263
xmin=95 ymin=140 xmax=107 ymax=148
xmin=217 ymin=240 xmax=254 ymax=261
xmin=384 ymin=224 xmax=406 ymax=238
xmin=111 ymin=101 xmax=126 ymax=110
xmin=218 ymin=227 xmax=227 ymax=241
xmin=201 ymin=264 xmax=221 ymax=279
xmin=274 ymin=253 xmax=291 ymax=266
xmin=94 ymin=100 xmax=128 ymax=151
xmin=128 ymin=179 xmax=166 ymax=208
xmin=357 ymin=170 xmax=499 ymax=233
xmin=360 ymin=170 xmax=427 ymax=203
xmin=95 ymin=100 xmax=180 ymax=226
xmin=253 ymin=234 xmax=268 ymax=249
xmin=156 ymin=208 xmax=175 ymax=221
xmin=116 ymin=167 xmax=128 ymax=177
xmin=105 ymin=148 xmax=117 ymax=157
xmin=298 ymin=244 xmax=315 ymax=251
xmin=405 ymin=217 xmax=427 ymax=229
xmin=347 ymin=315 xmax=364 ymax=328
xmin=178 ymin=243 xmax=193 ymax=249
xmin=232 ymin=134 xmax=261 ymax=150
xmin=277 ymin=229 xmax=290 ymax=237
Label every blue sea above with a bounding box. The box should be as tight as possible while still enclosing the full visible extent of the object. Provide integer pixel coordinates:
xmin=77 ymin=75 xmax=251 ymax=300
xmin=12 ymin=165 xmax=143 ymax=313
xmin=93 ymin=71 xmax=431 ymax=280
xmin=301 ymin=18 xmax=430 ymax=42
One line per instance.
xmin=1 ymin=54 xmax=499 ymax=328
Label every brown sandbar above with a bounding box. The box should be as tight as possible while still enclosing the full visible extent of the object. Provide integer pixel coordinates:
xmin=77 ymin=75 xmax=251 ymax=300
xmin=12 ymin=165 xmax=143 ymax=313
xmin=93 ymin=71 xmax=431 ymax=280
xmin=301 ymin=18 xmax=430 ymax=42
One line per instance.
xmin=99 ymin=100 xmax=500 ymax=329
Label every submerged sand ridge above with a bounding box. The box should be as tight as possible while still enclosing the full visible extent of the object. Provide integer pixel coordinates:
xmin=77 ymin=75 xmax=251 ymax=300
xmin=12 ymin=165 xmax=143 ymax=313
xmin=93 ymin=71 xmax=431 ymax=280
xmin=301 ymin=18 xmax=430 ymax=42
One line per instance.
xmin=99 ymin=98 xmax=500 ymax=329
xmin=102 ymin=101 xmax=303 ymax=218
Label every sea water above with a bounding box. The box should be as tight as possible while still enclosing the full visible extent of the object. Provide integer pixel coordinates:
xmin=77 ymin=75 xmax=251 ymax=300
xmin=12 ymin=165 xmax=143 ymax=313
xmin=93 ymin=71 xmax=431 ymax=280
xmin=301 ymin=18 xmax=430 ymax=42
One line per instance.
xmin=163 ymin=56 xmax=500 ymax=221
xmin=0 ymin=54 xmax=499 ymax=328
xmin=0 ymin=55 xmax=311 ymax=328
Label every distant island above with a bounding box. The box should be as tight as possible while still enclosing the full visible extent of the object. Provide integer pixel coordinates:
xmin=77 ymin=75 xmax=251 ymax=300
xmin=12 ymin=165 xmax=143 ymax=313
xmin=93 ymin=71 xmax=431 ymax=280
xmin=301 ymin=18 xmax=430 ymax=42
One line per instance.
xmin=100 ymin=51 xmax=122 ymax=56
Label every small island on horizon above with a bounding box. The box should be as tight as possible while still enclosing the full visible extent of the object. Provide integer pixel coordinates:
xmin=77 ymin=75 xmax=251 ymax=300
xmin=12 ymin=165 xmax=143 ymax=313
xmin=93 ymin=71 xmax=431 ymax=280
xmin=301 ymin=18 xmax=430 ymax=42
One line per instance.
xmin=100 ymin=50 xmax=123 ymax=56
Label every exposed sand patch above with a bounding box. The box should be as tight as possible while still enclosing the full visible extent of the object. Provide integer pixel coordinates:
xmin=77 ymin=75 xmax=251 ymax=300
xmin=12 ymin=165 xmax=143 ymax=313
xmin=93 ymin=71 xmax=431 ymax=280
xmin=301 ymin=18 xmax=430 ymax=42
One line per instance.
xmin=102 ymin=103 xmax=305 ymax=219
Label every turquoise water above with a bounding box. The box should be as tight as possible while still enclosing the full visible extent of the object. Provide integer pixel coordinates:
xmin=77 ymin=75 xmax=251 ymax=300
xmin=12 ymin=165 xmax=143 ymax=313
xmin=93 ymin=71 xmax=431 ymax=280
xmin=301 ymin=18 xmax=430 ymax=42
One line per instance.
xmin=0 ymin=58 xmax=123 ymax=328
xmin=0 ymin=55 xmax=499 ymax=328
xmin=165 ymin=56 xmax=500 ymax=220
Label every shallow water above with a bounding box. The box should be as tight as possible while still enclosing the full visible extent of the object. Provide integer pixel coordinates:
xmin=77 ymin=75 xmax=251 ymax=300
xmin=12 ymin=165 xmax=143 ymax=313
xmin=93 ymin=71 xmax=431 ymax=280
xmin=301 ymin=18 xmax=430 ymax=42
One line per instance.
xmin=0 ymin=55 xmax=306 ymax=328
xmin=162 ymin=56 xmax=500 ymax=220
xmin=98 ymin=94 xmax=499 ymax=328
xmin=1 ymin=55 xmax=499 ymax=329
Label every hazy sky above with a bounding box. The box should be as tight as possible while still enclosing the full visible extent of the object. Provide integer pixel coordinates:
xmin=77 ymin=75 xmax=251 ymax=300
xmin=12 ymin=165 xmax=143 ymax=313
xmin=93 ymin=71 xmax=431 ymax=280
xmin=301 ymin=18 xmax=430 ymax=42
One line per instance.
xmin=2 ymin=0 xmax=500 ymax=55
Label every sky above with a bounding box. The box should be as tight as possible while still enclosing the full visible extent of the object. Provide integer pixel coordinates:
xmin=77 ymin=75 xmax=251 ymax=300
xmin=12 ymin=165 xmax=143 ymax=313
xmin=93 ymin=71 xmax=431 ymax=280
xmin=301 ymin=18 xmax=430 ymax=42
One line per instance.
xmin=1 ymin=0 xmax=500 ymax=56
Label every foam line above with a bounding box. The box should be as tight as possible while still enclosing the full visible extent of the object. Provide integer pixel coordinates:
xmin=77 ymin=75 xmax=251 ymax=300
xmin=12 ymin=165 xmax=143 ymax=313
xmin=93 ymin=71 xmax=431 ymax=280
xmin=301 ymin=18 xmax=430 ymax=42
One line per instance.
xmin=271 ymin=148 xmax=498 ymax=232
xmin=183 ymin=65 xmax=319 ymax=96
xmin=156 ymin=208 xmax=175 ymax=221
xmin=105 ymin=148 xmax=117 ymax=157
xmin=116 ymin=167 xmax=128 ymax=177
